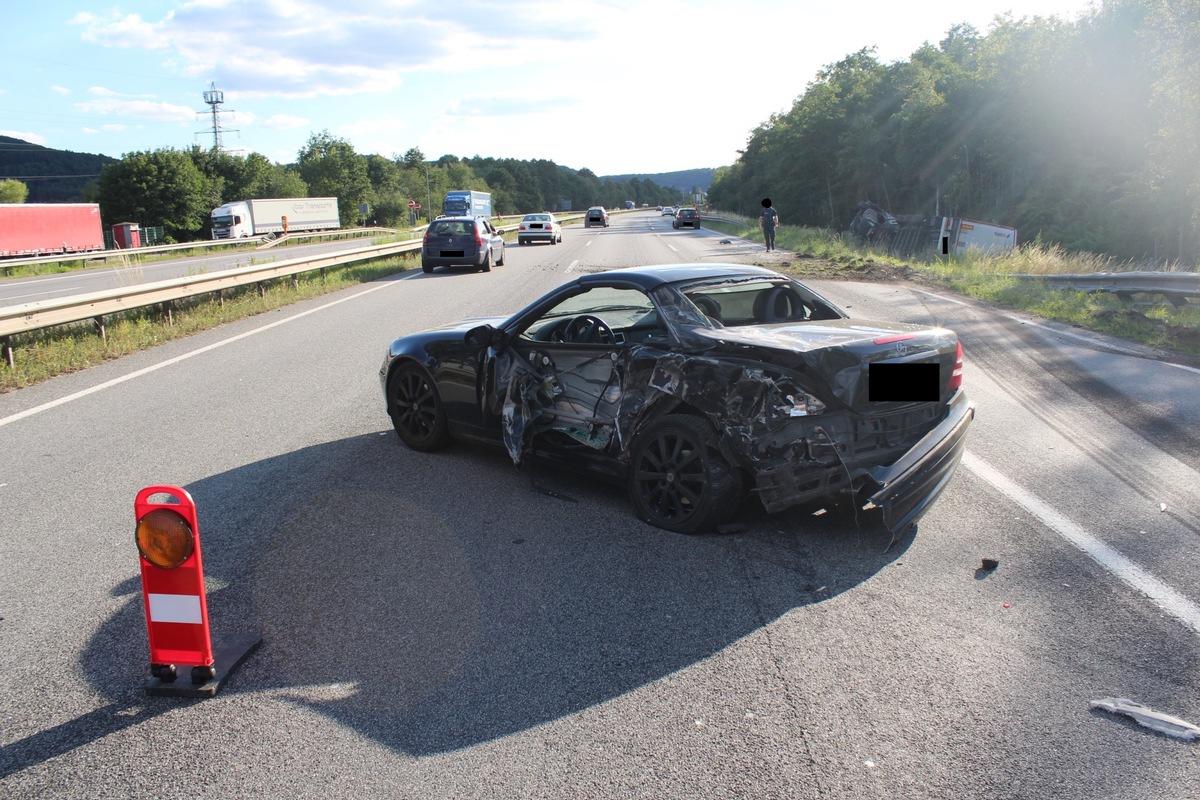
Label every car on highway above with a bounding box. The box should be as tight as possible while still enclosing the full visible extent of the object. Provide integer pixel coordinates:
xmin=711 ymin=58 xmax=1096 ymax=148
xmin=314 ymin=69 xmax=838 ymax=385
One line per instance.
xmin=517 ymin=213 xmax=562 ymax=245
xmin=584 ymin=207 xmax=610 ymax=228
xmin=421 ymin=216 xmax=505 ymax=273
xmin=662 ymin=206 xmax=676 ymax=216
xmin=673 ymin=208 xmax=701 ymax=229
xmin=380 ymin=263 xmax=974 ymax=534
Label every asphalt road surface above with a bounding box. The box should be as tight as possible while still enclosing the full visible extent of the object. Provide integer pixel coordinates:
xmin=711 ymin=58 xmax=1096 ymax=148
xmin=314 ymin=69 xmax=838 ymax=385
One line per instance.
xmin=3 ymin=211 xmax=1198 ymax=798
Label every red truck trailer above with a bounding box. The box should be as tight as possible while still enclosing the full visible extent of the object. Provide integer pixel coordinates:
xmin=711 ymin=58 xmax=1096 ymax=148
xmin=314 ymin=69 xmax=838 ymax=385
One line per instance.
xmin=0 ymin=203 xmax=106 ymax=258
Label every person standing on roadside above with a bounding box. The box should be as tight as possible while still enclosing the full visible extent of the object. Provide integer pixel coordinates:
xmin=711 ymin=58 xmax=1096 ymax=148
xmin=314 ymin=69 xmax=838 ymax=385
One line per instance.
xmin=759 ymin=198 xmax=779 ymax=251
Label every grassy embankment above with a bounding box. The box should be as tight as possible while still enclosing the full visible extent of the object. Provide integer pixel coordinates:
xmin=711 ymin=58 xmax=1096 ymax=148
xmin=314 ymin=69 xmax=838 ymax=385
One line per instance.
xmin=0 ymin=249 xmax=420 ymax=392
xmin=706 ymin=214 xmax=1200 ymax=360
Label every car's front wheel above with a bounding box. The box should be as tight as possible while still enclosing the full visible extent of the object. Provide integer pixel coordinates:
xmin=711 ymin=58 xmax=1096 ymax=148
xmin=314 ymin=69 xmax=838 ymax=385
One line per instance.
xmin=627 ymin=414 xmax=741 ymax=534
xmin=388 ymin=362 xmax=450 ymax=451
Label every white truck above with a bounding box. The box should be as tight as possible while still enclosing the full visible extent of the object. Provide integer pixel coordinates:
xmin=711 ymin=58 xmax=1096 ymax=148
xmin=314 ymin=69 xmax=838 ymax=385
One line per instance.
xmin=939 ymin=217 xmax=1017 ymax=255
xmin=210 ymin=197 xmax=340 ymax=239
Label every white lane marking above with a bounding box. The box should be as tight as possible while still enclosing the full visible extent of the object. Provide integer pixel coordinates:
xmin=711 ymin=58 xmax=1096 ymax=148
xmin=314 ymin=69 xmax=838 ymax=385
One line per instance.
xmin=667 ymin=245 xmax=678 ymax=252
xmin=0 ymin=277 xmax=410 ymax=429
xmin=3 ymin=287 xmax=85 ymax=302
xmin=914 ymin=289 xmax=1147 ymax=356
xmin=963 ymin=450 xmax=1200 ymax=635
xmin=1166 ymin=362 xmax=1200 ymax=376
xmin=586 ymin=240 xmax=592 ymax=247
xmin=566 ymin=259 xmax=579 ymax=273
xmin=913 ymin=289 xmax=971 ymax=307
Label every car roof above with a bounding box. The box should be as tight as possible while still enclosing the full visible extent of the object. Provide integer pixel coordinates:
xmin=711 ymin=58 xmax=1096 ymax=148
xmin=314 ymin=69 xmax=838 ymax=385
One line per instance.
xmin=575 ymin=263 xmax=779 ymax=291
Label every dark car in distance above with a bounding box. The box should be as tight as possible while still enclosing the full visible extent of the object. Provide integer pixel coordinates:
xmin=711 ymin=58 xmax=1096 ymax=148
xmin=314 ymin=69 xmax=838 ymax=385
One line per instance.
xmin=584 ymin=207 xmax=609 ymax=228
xmin=673 ymin=208 xmax=701 ymax=229
xmin=380 ymin=264 xmax=974 ymax=535
xmin=421 ymin=216 xmax=505 ymax=273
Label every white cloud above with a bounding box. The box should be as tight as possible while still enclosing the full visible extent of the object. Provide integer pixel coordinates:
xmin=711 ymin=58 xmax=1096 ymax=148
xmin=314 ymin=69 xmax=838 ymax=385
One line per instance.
xmin=75 ymin=96 xmax=196 ymax=123
xmin=51 ymin=86 xmax=71 ymax=96
xmin=70 ymin=10 xmax=169 ymax=50
xmin=262 ymin=114 xmax=311 ymax=130
xmin=0 ymin=130 xmax=47 ymax=145
xmin=68 ymin=1 xmax=603 ymax=99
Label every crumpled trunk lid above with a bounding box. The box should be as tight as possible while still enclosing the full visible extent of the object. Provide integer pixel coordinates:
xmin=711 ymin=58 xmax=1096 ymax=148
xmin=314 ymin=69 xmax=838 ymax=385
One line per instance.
xmin=693 ymin=319 xmax=960 ymax=411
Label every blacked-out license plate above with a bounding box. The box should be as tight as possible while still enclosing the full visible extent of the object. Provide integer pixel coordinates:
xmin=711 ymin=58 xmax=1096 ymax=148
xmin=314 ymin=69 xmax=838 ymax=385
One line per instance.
xmin=869 ymin=362 xmax=940 ymax=402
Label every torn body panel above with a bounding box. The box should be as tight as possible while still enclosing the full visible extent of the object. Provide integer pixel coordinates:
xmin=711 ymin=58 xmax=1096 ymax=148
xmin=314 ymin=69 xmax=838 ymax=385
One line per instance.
xmin=496 ymin=337 xmax=971 ymax=532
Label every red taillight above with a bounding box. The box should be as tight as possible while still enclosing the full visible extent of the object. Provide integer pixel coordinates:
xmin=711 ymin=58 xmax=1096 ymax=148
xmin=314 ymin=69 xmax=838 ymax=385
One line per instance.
xmin=873 ymin=333 xmax=918 ymax=345
xmin=947 ymin=341 xmax=964 ymax=391
xmin=474 ymin=226 xmax=485 ymax=245
xmin=519 ymin=224 xmax=527 ymax=231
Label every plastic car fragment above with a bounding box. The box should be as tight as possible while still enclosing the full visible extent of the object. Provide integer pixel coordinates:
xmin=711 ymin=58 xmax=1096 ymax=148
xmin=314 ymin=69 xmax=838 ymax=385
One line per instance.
xmin=1090 ymin=697 xmax=1200 ymax=741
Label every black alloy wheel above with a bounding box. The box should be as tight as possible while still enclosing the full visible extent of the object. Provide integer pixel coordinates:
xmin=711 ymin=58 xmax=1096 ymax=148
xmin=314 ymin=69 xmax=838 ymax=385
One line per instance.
xmin=628 ymin=414 xmax=741 ymax=534
xmin=388 ymin=363 xmax=450 ymax=451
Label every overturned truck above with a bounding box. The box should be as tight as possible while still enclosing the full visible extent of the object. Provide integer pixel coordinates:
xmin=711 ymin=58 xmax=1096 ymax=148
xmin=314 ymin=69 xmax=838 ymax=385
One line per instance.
xmin=849 ymin=201 xmax=1017 ymax=258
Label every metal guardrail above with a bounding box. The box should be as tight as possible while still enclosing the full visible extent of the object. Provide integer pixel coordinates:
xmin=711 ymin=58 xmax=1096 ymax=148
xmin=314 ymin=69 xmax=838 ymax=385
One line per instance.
xmin=1009 ymin=271 xmax=1200 ymax=306
xmin=0 ymin=236 xmax=424 ymax=339
xmin=0 ymin=211 xmax=598 ymax=343
xmin=0 ymin=227 xmax=398 ymax=272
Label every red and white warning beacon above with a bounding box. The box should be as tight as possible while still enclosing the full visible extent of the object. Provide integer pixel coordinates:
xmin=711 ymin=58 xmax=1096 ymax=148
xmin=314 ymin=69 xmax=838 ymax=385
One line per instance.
xmin=134 ymin=485 xmax=260 ymax=697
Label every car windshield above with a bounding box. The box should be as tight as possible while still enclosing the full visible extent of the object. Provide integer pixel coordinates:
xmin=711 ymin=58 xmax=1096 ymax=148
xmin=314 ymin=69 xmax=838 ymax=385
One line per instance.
xmin=430 ymin=220 xmax=471 ymax=236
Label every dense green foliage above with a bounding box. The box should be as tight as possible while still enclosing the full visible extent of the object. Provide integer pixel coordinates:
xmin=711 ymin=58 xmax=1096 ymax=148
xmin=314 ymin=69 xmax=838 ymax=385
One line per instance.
xmin=94 ymin=149 xmax=215 ymax=241
xmin=0 ymin=136 xmax=115 ymax=202
xmin=85 ymin=136 xmax=688 ymax=238
xmin=0 ymin=178 xmax=29 ymax=203
xmin=708 ymin=0 xmax=1200 ymax=264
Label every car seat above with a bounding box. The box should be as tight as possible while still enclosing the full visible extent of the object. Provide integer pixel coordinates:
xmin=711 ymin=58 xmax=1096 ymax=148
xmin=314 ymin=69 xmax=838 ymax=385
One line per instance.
xmin=752 ymin=286 xmax=808 ymax=323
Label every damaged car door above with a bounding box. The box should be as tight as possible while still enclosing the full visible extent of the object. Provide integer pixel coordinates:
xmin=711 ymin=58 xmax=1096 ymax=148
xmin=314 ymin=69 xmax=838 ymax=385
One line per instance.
xmin=481 ymin=286 xmax=661 ymax=464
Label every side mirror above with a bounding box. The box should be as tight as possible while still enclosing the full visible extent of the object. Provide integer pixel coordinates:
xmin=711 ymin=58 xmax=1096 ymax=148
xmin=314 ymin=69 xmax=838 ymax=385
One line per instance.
xmin=465 ymin=324 xmax=504 ymax=350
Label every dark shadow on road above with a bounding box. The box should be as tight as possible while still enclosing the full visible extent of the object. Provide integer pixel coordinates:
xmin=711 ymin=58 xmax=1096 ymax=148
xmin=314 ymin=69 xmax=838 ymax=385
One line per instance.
xmin=70 ymin=431 xmax=909 ymax=758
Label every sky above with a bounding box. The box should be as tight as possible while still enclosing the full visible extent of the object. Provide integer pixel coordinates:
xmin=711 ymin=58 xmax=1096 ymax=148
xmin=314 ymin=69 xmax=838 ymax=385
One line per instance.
xmin=4 ymin=0 xmax=1101 ymax=177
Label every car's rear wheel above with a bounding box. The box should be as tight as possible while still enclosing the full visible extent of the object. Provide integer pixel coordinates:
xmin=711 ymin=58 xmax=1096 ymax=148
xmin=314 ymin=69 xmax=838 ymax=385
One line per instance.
xmin=421 ymin=261 xmax=433 ymax=274
xmin=479 ymin=250 xmax=492 ymax=272
xmin=628 ymin=414 xmax=741 ymax=534
xmin=388 ymin=363 xmax=450 ymax=451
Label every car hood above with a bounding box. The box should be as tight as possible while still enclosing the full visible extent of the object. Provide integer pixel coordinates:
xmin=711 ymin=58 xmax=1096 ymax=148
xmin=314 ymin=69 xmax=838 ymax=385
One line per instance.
xmin=690 ymin=318 xmax=959 ymax=411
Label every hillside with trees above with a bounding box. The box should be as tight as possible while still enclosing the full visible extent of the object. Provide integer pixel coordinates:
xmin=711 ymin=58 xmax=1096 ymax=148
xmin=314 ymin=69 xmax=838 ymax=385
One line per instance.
xmin=25 ymin=132 xmax=689 ymax=241
xmin=0 ymin=136 xmax=116 ymax=202
xmin=708 ymin=0 xmax=1199 ymax=264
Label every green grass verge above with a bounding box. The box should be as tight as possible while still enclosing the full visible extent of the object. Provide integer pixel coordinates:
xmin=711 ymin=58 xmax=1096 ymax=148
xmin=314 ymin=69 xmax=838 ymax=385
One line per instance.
xmin=705 ymin=215 xmax=1200 ymax=360
xmin=1 ymin=254 xmax=417 ymax=392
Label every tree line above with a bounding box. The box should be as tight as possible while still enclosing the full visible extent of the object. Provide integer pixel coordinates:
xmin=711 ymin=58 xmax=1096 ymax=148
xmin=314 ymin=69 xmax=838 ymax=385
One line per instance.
xmin=708 ymin=0 xmax=1199 ymax=264
xmin=62 ymin=132 xmax=686 ymax=242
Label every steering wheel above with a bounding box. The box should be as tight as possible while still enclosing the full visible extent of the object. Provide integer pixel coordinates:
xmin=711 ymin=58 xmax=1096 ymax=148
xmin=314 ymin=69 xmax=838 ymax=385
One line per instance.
xmin=550 ymin=314 xmax=616 ymax=345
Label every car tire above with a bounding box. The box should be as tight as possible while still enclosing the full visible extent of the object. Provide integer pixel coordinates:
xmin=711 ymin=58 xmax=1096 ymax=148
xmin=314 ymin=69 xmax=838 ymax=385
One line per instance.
xmin=479 ymin=250 xmax=492 ymax=272
xmin=518 ymin=237 xmax=526 ymax=245
xmin=495 ymin=245 xmax=505 ymax=266
xmin=421 ymin=261 xmax=433 ymax=274
xmin=627 ymin=414 xmax=742 ymax=534
xmin=388 ymin=362 xmax=450 ymax=452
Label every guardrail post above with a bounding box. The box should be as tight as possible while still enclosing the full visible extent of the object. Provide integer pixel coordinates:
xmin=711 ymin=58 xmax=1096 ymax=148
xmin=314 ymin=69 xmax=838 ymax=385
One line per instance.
xmin=256 ymin=282 xmax=267 ymax=299
xmin=161 ymin=301 xmax=174 ymax=326
xmin=93 ymin=316 xmax=106 ymax=345
xmin=2 ymin=337 xmax=12 ymax=369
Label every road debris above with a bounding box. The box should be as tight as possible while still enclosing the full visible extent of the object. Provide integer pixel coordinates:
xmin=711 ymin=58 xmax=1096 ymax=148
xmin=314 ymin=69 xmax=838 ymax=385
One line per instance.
xmin=981 ymin=558 xmax=999 ymax=571
xmin=1090 ymin=697 xmax=1200 ymax=741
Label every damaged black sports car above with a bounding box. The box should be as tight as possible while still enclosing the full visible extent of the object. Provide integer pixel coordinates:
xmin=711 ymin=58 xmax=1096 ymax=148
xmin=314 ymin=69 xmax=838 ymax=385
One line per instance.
xmin=380 ymin=264 xmax=974 ymax=534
